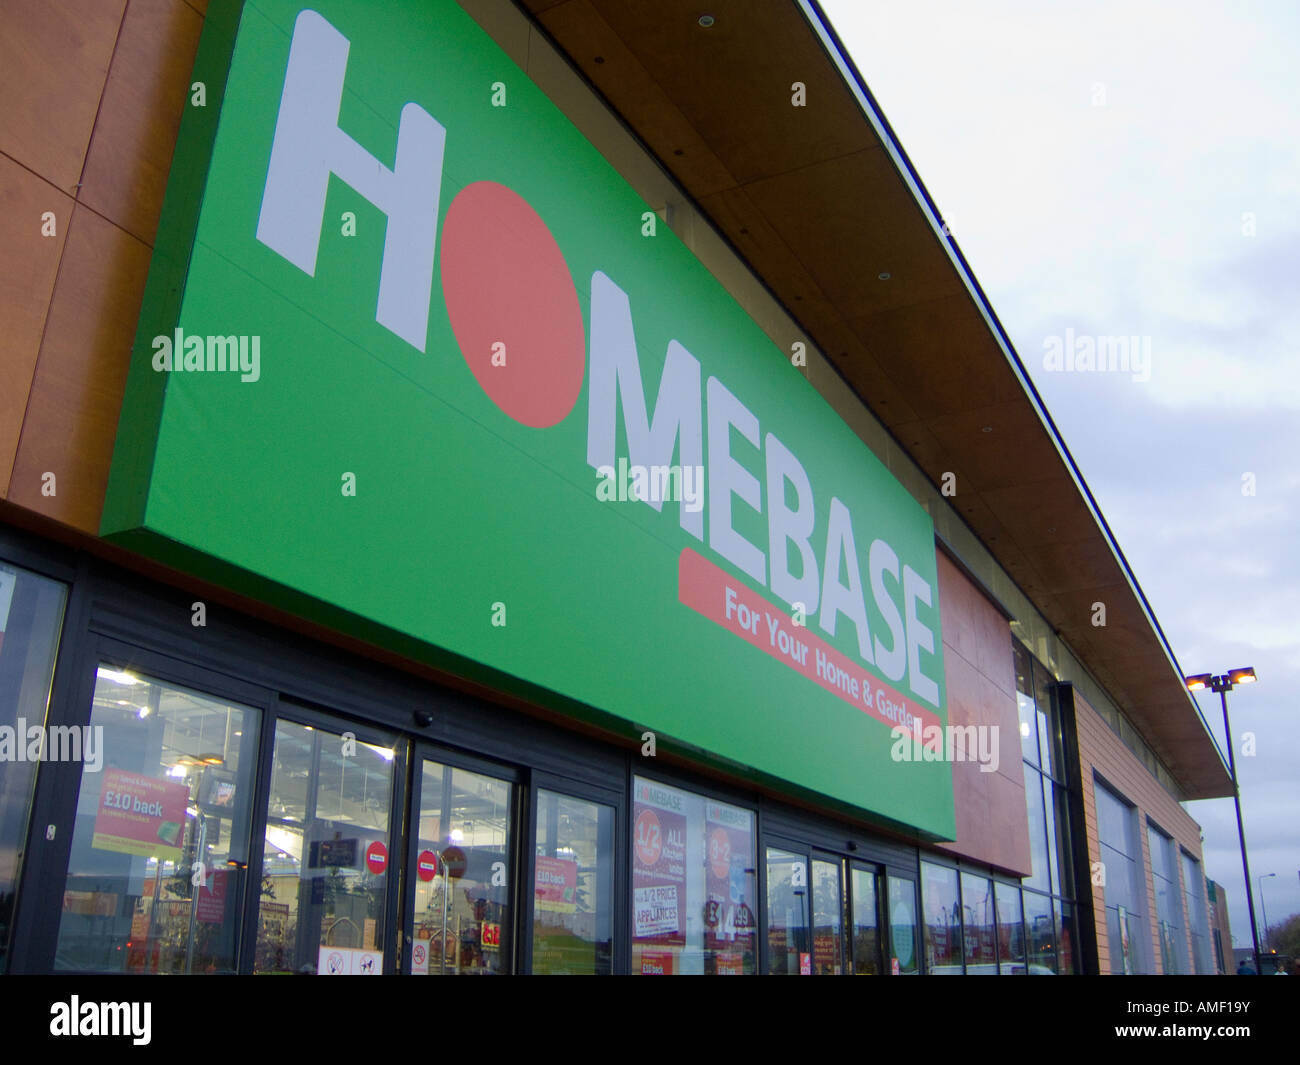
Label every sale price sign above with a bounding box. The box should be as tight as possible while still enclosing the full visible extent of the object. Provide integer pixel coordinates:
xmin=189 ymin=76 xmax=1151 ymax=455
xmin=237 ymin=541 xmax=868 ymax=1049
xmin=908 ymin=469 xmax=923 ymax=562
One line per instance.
xmin=632 ymin=780 xmax=686 ymax=946
xmin=634 ymin=885 xmax=680 ymax=937
xmin=704 ymin=800 xmax=756 ymax=961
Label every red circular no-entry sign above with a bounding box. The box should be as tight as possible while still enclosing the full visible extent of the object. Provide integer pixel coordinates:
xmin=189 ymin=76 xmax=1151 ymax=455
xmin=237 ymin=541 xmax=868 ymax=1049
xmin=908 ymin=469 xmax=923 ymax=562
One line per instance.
xmin=416 ymin=849 xmax=439 ymax=882
xmin=364 ymin=840 xmax=388 ymax=875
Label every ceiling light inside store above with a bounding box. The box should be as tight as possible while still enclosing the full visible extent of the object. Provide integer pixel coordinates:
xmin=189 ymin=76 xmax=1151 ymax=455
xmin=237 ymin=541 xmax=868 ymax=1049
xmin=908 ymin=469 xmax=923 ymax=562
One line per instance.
xmin=98 ymin=667 xmax=141 ymax=685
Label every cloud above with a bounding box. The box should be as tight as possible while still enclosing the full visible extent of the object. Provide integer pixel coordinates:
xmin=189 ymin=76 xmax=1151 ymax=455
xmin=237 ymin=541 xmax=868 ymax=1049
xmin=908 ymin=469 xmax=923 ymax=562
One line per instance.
xmin=823 ymin=0 xmax=1300 ymax=947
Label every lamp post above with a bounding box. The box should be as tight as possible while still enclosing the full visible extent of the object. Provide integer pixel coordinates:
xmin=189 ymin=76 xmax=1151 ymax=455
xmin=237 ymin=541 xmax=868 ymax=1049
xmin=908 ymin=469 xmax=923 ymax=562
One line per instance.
xmin=1185 ymin=667 xmax=1262 ymax=975
xmin=1258 ymin=872 xmax=1276 ymax=954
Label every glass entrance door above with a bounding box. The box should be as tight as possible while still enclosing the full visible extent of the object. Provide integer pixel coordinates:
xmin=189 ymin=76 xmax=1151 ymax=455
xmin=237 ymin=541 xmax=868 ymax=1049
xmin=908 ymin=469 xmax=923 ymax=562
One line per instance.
xmin=811 ymin=855 xmax=847 ymax=975
xmin=55 ymin=663 xmax=260 ymax=974
xmin=850 ymin=863 xmax=884 ymax=974
xmin=762 ymin=844 xmax=889 ymax=975
xmin=766 ymin=846 xmax=809 ymax=974
xmin=530 ymin=783 xmax=616 ymax=974
xmin=254 ymin=711 xmax=398 ymax=974
xmin=403 ymin=749 xmax=516 ymax=975
xmin=888 ymin=875 xmax=921 ymax=974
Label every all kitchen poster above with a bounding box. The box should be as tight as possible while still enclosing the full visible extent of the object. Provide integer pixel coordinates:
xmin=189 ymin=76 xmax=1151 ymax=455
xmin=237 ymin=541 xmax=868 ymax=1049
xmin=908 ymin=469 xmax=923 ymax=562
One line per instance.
xmin=704 ymin=800 xmax=756 ymax=973
xmin=632 ymin=779 xmax=686 ymax=947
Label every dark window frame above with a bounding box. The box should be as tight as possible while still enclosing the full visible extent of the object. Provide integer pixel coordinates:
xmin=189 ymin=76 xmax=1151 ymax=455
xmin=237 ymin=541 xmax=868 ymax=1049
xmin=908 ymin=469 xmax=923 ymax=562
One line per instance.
xmin=523 ymin=770 xmax=625 ymax=976
xmin=15 ymin=634 xmax=276 ymax=973
xmin=1093 ymin=771 xmax=1152 ymax=974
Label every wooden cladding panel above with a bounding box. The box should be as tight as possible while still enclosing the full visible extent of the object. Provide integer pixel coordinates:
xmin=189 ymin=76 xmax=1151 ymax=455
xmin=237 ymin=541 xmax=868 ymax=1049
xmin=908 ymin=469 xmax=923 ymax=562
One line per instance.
xmin=0 ymin=0 xmax=125 ymax=192
xmin=8 ymin=203 xmax=152 ymax=530
xmin=5 ymin=0 xmax=201 ymax=531
xmin=78 ymin=0 xmax=203 ymax=245
xmin=0 ymin=158 xmax=73 ymax=499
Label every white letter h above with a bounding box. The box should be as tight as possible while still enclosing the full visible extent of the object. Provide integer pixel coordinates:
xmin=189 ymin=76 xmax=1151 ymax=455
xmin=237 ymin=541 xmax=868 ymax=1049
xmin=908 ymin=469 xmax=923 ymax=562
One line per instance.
xmin=256 ymin=9 xmax=445 ymax=351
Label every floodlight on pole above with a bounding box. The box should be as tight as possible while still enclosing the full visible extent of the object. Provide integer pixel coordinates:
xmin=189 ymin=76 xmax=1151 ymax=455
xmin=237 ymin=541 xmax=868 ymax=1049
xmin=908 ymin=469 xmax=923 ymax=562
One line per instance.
xmin=1185 ymin=667 xmax=1262 ymax=974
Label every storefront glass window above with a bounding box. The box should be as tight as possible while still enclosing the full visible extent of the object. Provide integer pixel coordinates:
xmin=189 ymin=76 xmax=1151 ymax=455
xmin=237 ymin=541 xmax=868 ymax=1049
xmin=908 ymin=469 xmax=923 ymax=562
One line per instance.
xmin=532 ymin=789 xmax=611 ymax=974
xmin=888 ymin=876 xmax=919 ymax=974
xmin=921 ymin=861 xmax=962 ymax=974
xmin=961 ymin=872 xmax=997 ymax=973
xmin=1181 ymin=852 xmax=1211 ymax=974
xmin=1024 ymin=890 xmax=1057 ymax=973
xmin=1041 ymin=776 xmax=1061 ymax=896
xmin=1056 ymin=899 xmax=1077 ymax=974
xmin=1022 ymin=762 xmax=1053 ymax=894
xmin=1033 ymin=661 xmax=1058 ymax=778
xmin=1015 ymin=640 xmax=1078 ymax=969
xmin=632 ymin=778 xmax=756 ymax=974
xmin=765 ymin=847 xmax=809 ymax=975
xmin=1148 ymin=824 xmax=1185 ymax=974
xmin=410 ymin=760 xmax=512 ymax=975
xmin=0 ymin=562 xmax=66 ymax=971
xmin=1095 ymin=778 xmax=1149 ymax=974
xmin=55 ymin=668 xmax=257 ymax=972
xmin=1051 ymin=781 xmax=1074 ymax=900
xmin=995 ymin=881 xmax=1025 ymax=974
xmin=850 ymin=866 xmax=881 ymax=974
xmin=1014 ymin=642 xmax=1039 ymax=766
xmin=255 ymin=718 xmax=393 ymax=974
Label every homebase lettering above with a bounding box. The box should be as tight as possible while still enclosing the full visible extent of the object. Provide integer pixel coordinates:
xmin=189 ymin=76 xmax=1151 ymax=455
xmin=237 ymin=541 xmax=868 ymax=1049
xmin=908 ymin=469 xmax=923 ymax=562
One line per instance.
xmin=151 ymin=328 xmax=261 ymax=382
xmin=253 ymin=9 xmax=945 ymax=717
xmin=890 ymin=724 xmax=999 ymax=774
xmin=0 ymin=720 xmax=102 ymax=772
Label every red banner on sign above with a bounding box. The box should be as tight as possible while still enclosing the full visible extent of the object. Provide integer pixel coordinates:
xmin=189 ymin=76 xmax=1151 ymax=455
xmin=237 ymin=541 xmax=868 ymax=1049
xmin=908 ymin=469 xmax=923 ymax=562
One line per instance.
xmin=678 ymin=547 xmax=941 ymax=746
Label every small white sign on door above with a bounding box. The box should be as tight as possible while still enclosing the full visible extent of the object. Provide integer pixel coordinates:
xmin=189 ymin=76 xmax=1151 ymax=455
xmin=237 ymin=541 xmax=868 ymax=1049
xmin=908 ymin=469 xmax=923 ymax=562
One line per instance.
xmin=317 ymin=945 xmax=384 ymax=975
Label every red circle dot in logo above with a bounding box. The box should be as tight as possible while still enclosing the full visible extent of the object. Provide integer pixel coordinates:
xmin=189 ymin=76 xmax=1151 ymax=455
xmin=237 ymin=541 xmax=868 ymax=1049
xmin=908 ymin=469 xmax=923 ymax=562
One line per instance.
xmin=440 ymin=181 xmax=585 ymax=428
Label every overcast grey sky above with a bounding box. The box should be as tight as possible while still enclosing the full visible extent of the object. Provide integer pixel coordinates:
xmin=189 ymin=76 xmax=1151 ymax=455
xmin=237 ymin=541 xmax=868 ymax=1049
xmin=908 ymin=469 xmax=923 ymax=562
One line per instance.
xmin=821 ymin=0 xmax=1300 ymax=951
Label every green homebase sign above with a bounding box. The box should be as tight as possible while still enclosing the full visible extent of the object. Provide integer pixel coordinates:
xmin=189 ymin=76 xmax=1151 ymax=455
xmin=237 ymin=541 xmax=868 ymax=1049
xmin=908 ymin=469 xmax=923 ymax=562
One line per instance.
xmin=104 ymin=0 xmax=954 ymax=837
